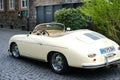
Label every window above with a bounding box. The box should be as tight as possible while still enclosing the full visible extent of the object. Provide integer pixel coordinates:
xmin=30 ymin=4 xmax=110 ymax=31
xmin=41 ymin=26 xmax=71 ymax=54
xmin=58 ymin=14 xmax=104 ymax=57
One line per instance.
xmin=9 ymin=0 xmax=15 ymax=10
xmin=0 ymin=0 xmax=4 ymax=10
xmin=21 ymin=0 xmax=27 ymax=8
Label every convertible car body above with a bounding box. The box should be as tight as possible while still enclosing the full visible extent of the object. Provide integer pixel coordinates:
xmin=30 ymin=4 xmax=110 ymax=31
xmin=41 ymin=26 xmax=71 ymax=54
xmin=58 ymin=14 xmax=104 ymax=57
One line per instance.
xmin=8 ymin=23 xmax=120 ymax=74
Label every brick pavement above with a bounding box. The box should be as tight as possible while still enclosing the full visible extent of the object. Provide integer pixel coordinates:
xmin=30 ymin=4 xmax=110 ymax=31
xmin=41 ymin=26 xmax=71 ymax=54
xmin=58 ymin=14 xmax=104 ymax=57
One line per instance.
xmin=0 ymin=28 xmax=120 ymax=80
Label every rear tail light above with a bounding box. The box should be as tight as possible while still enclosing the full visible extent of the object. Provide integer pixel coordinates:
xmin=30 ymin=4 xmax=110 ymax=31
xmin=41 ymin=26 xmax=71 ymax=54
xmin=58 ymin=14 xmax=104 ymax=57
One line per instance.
xmin=88 ymin=53 xmax=96 ymax=58
xmin=93 ymin=59 xmax=96 ymax=62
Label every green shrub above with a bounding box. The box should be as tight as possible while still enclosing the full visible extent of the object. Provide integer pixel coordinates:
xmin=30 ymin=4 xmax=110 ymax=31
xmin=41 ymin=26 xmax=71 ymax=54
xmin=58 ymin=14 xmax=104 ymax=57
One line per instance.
xmin=54 ymin=8 xmax=92 ymax=30
xmin=80 ymin=0 xmax=120 ymax=44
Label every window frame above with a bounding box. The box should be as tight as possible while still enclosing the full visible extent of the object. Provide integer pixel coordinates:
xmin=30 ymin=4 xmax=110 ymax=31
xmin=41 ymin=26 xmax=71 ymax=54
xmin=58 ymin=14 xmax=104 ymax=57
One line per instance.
xmin=9 ymin=0 xmax=15 ymax=10
xmin=0 ymin=0 xmax=4 ymax=11
xmin=21 ymin=0 xmax=27 ymax=9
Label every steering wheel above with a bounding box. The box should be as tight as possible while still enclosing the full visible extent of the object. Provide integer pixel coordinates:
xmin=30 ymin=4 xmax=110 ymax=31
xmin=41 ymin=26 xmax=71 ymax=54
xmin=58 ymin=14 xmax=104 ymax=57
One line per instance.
xmin=40 ymin=30 xmax=49 ymax=36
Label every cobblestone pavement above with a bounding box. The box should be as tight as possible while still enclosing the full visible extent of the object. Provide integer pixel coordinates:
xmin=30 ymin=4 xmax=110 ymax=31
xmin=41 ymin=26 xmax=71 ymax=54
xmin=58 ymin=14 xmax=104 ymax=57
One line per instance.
xmin=0 ymin=28 xmax=120 ymax=80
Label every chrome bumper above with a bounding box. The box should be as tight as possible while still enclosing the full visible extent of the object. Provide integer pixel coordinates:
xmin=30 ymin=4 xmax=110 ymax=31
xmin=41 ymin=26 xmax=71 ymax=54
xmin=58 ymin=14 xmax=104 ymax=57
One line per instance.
xmin=82 ymin=57 xmax=120 ymax=69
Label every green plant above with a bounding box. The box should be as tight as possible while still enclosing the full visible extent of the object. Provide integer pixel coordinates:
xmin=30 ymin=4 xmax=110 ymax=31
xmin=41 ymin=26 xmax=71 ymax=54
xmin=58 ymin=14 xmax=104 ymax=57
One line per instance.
xmin=54 ymin=8 xmax=92 ymax=30
xmin=80 ymin=0 xmax=120 ymax=44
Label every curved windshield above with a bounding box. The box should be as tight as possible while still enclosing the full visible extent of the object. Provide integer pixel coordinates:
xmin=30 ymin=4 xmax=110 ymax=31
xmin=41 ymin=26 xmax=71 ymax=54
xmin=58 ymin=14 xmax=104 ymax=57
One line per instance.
xmin=32 ymin=23 xmax=66 ymax=36
xmin=33 ymin=23 xmax=65 ymax=33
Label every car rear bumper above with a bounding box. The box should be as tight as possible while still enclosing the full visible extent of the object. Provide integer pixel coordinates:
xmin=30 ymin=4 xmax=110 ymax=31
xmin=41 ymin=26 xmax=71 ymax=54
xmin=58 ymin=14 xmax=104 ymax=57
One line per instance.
xmin=82 ymin=57 xmax=120 ymax=69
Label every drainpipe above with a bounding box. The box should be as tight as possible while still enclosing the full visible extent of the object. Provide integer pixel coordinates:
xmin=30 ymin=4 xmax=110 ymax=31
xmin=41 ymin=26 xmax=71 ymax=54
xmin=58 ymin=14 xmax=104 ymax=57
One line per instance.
xmin=27 ymin=0 xmax=30 ymax=31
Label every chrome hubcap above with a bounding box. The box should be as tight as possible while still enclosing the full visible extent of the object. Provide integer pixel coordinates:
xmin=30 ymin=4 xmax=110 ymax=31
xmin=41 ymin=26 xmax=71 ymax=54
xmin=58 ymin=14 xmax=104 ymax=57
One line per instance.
xmin=52 ymin=54 xmax=64 ymax=71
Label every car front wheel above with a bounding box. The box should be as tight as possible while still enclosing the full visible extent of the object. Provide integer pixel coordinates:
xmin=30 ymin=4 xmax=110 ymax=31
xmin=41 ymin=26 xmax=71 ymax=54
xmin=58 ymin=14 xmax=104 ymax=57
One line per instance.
xmin=11 ymin=43 xmax=20 ymax=58
xmin=49 ymin=53 xmax=68 ymax=74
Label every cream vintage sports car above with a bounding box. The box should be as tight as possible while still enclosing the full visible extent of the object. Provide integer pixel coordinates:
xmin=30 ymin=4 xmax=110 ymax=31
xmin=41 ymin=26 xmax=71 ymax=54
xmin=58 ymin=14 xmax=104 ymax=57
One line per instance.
xmin=8 ymin=23 xmax=120 ymax=74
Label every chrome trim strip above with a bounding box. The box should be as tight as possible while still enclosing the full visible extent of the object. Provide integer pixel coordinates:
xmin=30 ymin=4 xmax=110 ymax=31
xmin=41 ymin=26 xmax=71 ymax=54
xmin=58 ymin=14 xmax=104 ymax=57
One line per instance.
xmin=82 ymin=63 xmax=105 ymax=68
xmin=18 ymin=39 xmax=67 ymax=49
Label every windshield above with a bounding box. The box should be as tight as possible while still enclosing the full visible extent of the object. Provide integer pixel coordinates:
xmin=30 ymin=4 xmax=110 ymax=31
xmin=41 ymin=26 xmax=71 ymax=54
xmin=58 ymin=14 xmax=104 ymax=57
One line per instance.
xmin=32 ymin=23 xmax=66 ymax=36
xmin=33 ymin=23 xmax=65 ymax=33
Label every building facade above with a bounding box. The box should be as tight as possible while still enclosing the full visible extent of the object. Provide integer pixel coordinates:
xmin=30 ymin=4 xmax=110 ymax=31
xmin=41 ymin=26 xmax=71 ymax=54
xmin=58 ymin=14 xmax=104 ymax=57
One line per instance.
xmin=0 ymin=0 xmax=81 ymax=30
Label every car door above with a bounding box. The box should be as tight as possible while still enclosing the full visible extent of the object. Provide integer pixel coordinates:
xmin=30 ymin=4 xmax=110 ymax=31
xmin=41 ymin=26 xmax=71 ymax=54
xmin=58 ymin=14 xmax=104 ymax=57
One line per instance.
xmin=18 ymin=34 xmax=45 ymax=60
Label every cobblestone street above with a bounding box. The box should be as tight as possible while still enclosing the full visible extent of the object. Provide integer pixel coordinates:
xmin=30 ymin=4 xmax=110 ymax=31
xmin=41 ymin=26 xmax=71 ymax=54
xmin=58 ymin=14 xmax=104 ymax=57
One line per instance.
xmin=0 ymin=29 xmax=120 ymax=80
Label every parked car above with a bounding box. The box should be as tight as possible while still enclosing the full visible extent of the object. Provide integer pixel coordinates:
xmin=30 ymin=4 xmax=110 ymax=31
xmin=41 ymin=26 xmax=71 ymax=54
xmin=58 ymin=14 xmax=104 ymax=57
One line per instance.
xmin=8 ymin=23 xmax=120 ymax=74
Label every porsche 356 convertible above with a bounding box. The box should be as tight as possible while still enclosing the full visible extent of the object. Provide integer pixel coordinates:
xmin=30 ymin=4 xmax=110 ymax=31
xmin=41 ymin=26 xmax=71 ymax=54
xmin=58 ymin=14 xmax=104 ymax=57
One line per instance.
xmin=8 ymin=23 xmax=120 ymax=74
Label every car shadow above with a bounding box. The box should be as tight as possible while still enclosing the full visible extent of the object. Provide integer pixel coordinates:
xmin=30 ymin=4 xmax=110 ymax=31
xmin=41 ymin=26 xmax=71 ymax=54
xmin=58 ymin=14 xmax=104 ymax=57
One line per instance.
xmin=66 ymin=66 xmax=119 ymax=79
xmin=8 ymin=55 xmax=50 ymax=70
xmin=20 ymin=56 xmax=49 ymax=68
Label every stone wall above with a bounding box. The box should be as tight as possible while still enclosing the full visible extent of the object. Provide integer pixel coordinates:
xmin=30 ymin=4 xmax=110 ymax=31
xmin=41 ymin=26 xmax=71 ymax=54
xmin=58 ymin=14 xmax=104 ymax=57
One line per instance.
xmin=0 ymin=0 xmax=27 ymax=30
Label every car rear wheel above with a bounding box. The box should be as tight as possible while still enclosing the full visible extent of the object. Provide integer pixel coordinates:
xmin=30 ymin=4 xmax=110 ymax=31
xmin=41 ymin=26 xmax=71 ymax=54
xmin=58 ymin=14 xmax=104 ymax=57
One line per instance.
xmin=49 ymin=53 xmax=68 ymax=74
xmin=11 ymin=43 xmax=20 ymax=58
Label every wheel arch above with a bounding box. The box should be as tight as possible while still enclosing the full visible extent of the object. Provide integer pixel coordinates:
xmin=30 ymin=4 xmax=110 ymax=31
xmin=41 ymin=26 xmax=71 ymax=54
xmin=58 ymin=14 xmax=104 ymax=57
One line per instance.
xmin=47 ymin=51 xmax=68 ymax=65
xmin=9 ymin=42 xmax=16 ymax=52
xmin=47 ymin=51 xmax=69 ymax=74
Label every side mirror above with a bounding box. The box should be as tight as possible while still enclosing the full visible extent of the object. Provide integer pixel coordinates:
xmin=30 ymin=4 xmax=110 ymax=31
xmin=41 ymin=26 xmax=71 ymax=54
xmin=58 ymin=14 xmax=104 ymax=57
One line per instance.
xmin=29 ymin=31 xmax=32 ymax=34
xmin=27 ymin=31 xmax=32 ymax=37
xmin=66 ymin=27 xmax=71 ymax=31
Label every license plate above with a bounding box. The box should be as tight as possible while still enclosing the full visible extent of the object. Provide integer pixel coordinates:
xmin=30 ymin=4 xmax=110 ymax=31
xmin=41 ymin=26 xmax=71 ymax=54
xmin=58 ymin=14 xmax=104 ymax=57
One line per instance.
xmin=100 ymin=46 xmax=115 ymax=54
